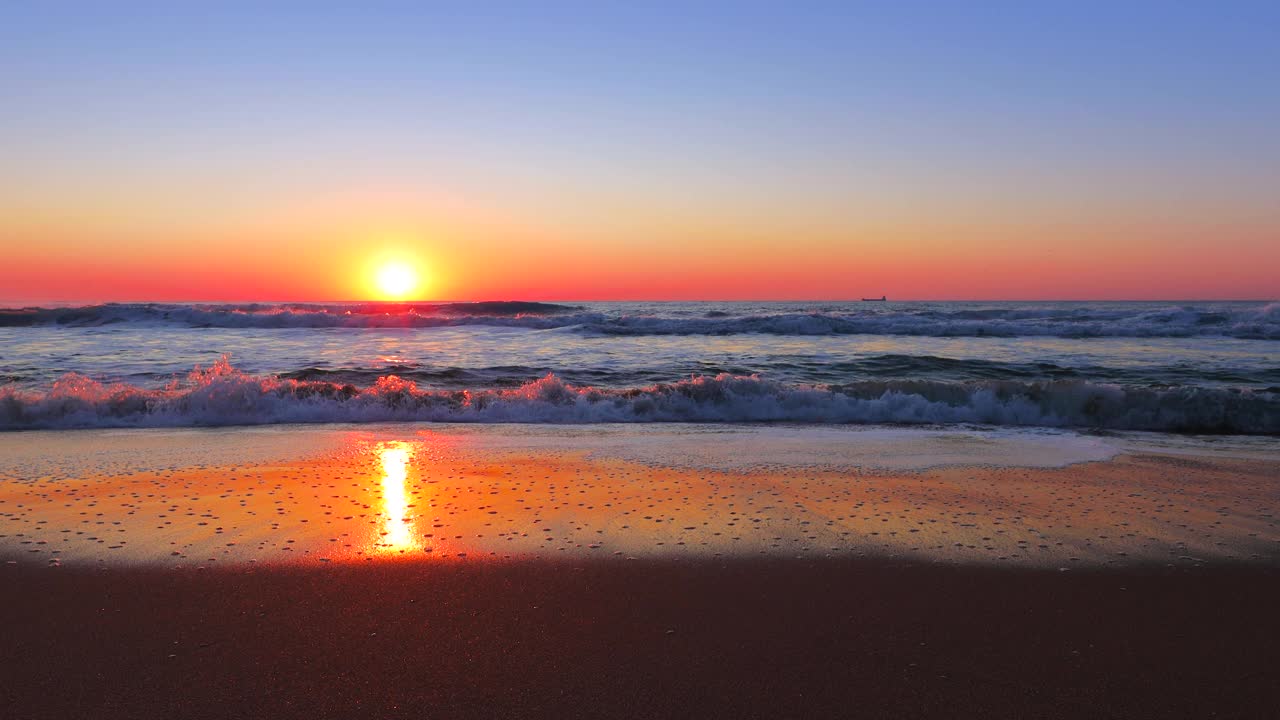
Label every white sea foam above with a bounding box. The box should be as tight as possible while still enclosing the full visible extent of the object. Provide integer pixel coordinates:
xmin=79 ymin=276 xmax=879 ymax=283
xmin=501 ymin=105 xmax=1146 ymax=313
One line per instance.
xmin=0 ymin=423 xmax=1128 ymax=480
xmin=1 ymin=358 xmax=1274 ymax=433
xmin=452 ymin=424 xmax=1126 ymax=470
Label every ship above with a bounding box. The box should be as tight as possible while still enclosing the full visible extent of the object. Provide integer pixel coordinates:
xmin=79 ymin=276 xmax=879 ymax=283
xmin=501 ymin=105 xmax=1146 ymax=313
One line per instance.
xmin=861 ymin=295 xmax=887 ymax=302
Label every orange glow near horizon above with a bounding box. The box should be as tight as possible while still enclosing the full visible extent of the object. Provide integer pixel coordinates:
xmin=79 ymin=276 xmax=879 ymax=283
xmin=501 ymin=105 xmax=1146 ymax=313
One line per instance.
xmin=1 ymin=212 xmax=1277 ymax=303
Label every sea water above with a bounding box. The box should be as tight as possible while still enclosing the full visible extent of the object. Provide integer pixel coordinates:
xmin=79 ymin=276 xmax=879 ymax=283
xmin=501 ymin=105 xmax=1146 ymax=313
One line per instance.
xmin=1 ymin=300 xmax=1276 ymax=433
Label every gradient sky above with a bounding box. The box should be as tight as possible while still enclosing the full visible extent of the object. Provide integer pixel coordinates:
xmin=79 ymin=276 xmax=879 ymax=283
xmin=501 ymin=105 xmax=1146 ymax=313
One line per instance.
xmin=2 ymin=1 xmax=1277 ymax=302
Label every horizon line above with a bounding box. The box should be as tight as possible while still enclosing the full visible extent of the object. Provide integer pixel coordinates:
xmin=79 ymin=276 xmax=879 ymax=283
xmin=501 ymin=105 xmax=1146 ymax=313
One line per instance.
xmin=2 ymin=297 xmax=1276 ymax=308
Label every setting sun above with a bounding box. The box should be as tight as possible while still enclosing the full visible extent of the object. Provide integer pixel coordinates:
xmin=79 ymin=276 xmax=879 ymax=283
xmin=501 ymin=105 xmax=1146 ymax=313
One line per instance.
xmin=373 ymin=261 xmax=420 ymax=299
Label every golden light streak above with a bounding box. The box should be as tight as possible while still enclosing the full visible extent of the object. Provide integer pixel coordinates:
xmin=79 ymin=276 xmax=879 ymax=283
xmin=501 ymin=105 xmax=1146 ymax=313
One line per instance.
xmin=376 ymin=441 xmax=418 ymax=553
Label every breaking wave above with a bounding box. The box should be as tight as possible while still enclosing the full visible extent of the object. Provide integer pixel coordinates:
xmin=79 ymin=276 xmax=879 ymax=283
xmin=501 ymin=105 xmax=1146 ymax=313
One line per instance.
xmin=589 ymin=305 xmax=1280 ymax=339
xmin=2 ymin=359 xmax=1275 ymax=433
xmin=2 ymin=302 xmax=1277 ymax=338
xmin=0 ymin=301 xmax=586 ymax=330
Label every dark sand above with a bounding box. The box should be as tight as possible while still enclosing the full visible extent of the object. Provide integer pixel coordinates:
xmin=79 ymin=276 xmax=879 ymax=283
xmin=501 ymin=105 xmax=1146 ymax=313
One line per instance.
xmin=3 ymin=427 xmax=1277 ymax=718
xmin=3 ymin=558 xmax=1278 ymax=719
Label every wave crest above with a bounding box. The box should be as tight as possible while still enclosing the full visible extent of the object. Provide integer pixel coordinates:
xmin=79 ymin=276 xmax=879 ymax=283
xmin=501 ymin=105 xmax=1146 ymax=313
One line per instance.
xmin=1 ymin=359 xmax=1274 ymax=433
xmin=2 ymin=302 xmax=1276 ymax=338
xmin=0 ymin=301 xmax=586 ymax=329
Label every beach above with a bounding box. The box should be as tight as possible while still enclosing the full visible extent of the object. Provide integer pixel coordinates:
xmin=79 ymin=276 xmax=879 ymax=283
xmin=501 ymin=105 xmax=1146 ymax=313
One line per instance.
xmin=2 ymin=424 xmax=1277 ymax=718
xmin=6 ymin=555 xmax=1279 ymax=719
xmin=7 ymin=3 xmax=1280 ymax=716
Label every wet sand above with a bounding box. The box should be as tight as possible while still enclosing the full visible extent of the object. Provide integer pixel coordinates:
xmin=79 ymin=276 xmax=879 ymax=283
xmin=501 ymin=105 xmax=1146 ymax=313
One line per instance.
xmin=2 ymin=428 xmax=1276 ymax=568
xmin=1 ymin=425 xmax=1277 ymax=718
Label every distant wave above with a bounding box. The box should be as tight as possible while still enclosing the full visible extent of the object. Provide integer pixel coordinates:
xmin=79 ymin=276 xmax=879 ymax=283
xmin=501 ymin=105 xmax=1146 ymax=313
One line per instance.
xmin=249 ymin=356 xmax=1280 ymax=388
xmin=2 ymin=302 xmax=1277 ymax=338
xmin=2 ymin=358 xmax=1274 ymax=433
xmin=582 ymin=303 xmax=1280 ymax=339
xmin=0 ymin=301 xmax=585 ymax=329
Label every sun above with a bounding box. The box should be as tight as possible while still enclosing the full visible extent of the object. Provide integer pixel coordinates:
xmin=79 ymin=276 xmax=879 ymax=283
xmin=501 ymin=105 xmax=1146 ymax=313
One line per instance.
xmin=373 ymin=261 xmax=419 ymax=300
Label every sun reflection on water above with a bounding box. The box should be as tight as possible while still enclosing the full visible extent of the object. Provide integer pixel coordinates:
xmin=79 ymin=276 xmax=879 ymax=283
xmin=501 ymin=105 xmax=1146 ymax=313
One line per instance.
xmin=377 ymin=441 xmax=418 ymax=553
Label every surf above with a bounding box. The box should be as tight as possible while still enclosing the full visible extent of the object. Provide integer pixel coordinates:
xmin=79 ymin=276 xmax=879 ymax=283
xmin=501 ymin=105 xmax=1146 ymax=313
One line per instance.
xmin=2 ymin=358 xmax=1275 ymax=434
xmin=2 ymin=301 xmax=1276 ymax=339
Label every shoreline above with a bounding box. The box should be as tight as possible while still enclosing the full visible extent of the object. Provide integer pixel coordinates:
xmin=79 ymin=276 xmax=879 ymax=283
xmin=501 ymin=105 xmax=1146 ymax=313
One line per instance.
xmin=2 ymin=423 xmax=1276 ymax=717
xmin=2 ymin=425 xmax=1276 ymax=569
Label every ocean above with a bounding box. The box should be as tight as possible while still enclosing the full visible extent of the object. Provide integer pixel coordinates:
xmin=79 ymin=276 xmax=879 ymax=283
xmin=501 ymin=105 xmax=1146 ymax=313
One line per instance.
xmin=1 ymin=300 xmax=1276 ymax=433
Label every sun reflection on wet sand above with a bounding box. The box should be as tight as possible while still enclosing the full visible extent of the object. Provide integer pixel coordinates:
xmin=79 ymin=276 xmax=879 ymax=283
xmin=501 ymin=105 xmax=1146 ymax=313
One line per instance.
xmin=376 ymin=441 xmax=418 ymax=553
xmin=0 ymin=428 xmax=1276 ymax=568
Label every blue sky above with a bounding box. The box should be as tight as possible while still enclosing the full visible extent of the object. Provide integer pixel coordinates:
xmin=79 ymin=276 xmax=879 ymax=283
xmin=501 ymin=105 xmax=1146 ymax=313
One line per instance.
xmin=2 ymin=1 xmax=1278 ymax=300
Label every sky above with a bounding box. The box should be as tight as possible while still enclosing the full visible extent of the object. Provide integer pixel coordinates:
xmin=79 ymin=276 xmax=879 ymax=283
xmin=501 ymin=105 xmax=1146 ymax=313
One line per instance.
xmin=1 ymin=1 xmax=1278 ymax=302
